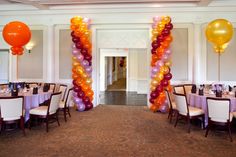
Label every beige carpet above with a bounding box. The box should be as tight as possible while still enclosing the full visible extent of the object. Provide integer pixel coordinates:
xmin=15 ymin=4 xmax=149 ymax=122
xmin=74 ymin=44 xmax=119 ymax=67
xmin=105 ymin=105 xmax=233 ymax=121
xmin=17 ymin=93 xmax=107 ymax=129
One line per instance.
xmin=0 ymin=105 xmax=236 ymax=157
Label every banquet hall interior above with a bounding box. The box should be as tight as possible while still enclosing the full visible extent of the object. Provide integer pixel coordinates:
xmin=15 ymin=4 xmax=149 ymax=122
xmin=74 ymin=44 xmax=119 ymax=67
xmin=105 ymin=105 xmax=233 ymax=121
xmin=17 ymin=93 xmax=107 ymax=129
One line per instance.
xmin=0 ymin=0 xmax=236 ymax=157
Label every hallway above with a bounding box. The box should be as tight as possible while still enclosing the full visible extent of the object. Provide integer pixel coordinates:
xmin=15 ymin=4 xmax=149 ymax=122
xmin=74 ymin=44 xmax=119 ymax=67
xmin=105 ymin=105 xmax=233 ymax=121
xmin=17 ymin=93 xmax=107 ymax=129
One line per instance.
xmin=106 ymin=78 xmax=126 ymax=91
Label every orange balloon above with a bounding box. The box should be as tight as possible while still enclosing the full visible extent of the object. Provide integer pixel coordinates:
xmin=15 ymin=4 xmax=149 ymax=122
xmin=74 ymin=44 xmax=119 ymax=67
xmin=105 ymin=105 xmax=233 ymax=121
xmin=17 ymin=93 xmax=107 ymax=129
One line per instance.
xmin=150 ymin=104 xmax=159 ymax=112
xmin=3 ymin=21 xmax=31 ymax=55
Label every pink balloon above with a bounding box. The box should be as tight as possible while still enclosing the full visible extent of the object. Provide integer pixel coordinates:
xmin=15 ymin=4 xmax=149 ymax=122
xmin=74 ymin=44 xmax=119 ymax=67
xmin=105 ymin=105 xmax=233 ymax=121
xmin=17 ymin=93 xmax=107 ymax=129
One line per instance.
xmin=165 ymin=49 xmax=172 ymax=55
xmin=72 ymin=49 xmax=79 ymax=56
xmin=77 ymin=54 xmax=84 ymax=62
xmin=72 ymin=44 xmax=76 ymax=49
xmin=153 ymin=16 xmax=162 ymax=23
xmin=162 ymin=54 xmax=169 ymax=61
xmin=152 ymin=23 xmax=157 ymax=29
xmin=152 ymin=67 xmax=159 ymax=74
xmin=156 ymin=60 xmax=164 ymax=68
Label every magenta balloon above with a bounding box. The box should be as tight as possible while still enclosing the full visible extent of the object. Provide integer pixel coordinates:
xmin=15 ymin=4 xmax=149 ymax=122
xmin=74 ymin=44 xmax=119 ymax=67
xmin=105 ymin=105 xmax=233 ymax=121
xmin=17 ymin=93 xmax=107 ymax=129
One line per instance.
xmin=85 ymin=102 xmax=93 ymax=111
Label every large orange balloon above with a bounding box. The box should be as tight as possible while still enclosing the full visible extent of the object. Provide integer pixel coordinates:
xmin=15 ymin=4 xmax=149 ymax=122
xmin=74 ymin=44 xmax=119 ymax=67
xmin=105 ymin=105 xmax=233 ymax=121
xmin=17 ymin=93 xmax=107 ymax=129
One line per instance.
xmin=3 ymin=21 xmax=31 ymax=55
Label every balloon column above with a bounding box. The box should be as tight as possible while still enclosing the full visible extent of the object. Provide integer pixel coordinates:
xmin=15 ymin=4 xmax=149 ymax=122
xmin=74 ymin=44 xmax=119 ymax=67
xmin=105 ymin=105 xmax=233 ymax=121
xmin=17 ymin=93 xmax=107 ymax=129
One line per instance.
xmin=150 ymin=16 xmax=173 ymax=112
xmin=2 ymin=21 xmax=31 ymax=55
xmin=206 ymin=19 xmax=233 ymax=54
xmin=70 ymin=16 xmax=94 ymax=111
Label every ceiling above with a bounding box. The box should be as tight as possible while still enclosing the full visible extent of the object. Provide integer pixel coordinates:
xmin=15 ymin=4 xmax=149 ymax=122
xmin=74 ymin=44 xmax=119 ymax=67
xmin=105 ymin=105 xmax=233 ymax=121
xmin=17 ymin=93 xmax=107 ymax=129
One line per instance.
xmin=0 ymin=0 xmax=232 ymax=10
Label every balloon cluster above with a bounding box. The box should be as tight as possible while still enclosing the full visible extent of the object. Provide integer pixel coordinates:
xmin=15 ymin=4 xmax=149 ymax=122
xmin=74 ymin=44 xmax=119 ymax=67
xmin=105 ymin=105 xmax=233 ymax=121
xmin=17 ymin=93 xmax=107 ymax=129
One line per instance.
xmin=149 ymin=16 xmax=173 ymax=112
xmin=206 ymin=19 xmax=234 ymax=54
xmin=70 ymin=16 xmax=93 ymax=111
xmin=2 ymin=21 xmax=31 ymax=55
xmin=119 ymin=57 xmax=125 ymax=67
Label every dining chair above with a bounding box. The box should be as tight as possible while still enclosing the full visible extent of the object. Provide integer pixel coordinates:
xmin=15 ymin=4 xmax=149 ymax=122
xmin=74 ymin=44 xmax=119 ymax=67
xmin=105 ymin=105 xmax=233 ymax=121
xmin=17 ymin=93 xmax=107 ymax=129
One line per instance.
xmin=0 ymin=83 xmax=9 ymax=90
xmin=173 ymin=85 xmax=185 ymax=95
xmin=29 ymin=92 xmax=62 ymax=132
xmin=27 ymin=82 xmax=38 ymax=88
xmin=173 ymin=92 xmax=205 ymax=133
xmin=58 ymin=84 xmax=68 ymax=101
xmin=183 ymin=84 xmax=195 ymax=95
xmin=0 ymin=96 xmax=25 ymax=135
xmin=48 ymin=83 xmax=56 ymax=93
xmin=165 ymin=89 xmax=177 ymax=123
xmin=59 ymin=88 xmax=73 ymax=122
xmin=205 ymin=97 xmax=233 ymax=142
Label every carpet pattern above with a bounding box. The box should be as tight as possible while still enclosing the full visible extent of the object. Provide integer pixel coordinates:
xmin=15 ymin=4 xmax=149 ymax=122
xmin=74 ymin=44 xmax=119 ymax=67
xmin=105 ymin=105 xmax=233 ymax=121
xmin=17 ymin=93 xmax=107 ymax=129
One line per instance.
xmin=0 ymin=105 xmax=236 ymax=157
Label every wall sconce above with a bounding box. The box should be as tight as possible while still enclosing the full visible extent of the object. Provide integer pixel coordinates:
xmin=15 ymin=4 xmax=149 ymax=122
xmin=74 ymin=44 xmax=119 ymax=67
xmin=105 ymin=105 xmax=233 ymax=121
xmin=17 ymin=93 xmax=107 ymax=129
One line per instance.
xmin=25 ymin=42 xmax=35 ymax=53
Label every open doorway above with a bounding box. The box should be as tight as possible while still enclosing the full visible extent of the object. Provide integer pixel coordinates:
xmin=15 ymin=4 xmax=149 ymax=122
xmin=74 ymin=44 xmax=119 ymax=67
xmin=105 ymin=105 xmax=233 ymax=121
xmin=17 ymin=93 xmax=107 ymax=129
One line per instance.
xmin=105 ymin=57 xmax=127 ymax=92
xmin=99 ymin=48 xmax=148 ymax=106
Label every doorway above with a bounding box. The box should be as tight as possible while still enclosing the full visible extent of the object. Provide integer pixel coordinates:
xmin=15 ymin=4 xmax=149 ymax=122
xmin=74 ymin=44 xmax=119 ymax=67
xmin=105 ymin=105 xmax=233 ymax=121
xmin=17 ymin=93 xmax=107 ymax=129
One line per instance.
xmin=0 ymin=50 xmax=9 ymax=84
xmin=99 ymin=48 xmax=148 ymax=106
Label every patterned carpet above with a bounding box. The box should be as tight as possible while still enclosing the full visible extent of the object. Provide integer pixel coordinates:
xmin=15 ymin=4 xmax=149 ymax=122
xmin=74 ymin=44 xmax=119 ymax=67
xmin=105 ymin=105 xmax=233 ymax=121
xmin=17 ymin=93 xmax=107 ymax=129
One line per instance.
xmin=0 ymin=105 xmax=236 ymax=157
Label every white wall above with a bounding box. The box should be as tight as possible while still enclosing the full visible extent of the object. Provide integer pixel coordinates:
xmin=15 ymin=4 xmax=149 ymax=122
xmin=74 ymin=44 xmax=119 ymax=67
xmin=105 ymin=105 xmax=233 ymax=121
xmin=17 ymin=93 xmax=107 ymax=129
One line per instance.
xmin=0 ymin=3 xmax=236 ymax=106
xmin=0 ymin=50 xmax=9 ymax=83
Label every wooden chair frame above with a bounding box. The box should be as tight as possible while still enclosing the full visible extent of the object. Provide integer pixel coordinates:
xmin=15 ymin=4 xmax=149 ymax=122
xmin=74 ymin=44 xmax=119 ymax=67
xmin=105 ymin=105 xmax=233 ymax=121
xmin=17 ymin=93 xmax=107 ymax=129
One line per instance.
xmin=0 ymin=96 xmax=25 ymax=135
xmin=173 ymin=92 xmax=205 ymax=133
xmin=29 ymin=92 xmax=61 ymax=132
xmin=205 ymin=97 xmax=233 ymax=142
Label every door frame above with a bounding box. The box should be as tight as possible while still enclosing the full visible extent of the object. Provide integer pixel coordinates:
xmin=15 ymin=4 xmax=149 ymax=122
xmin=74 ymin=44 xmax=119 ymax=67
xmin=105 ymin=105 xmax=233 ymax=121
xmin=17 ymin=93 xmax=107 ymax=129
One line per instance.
xmin=99 ymin=48 xmax=129 ymax=92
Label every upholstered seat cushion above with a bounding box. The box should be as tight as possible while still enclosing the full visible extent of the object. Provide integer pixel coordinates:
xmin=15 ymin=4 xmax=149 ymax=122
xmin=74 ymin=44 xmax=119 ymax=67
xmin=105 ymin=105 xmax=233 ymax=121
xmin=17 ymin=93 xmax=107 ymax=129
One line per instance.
xmin=188 ymin=106 xmax=204 ymax=116
xmin=29 ymin=106 xmax=48 ymax=116
xmin=232 ymin=112 xmax=236 ymax=118
xmin=59 ymin=101 xmax=65 ymax=108
xmin=210 ymin=113 xmax=233 ymax=123
xmin=3 ymin=116 xmax=21 ymax=121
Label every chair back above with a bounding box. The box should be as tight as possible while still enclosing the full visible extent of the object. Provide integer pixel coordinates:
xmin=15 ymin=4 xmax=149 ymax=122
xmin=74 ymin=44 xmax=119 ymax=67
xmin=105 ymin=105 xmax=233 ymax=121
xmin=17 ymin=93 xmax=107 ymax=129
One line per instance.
xmin=0 ymin=96 xmax=24 ymax=121
xmin=48 ymin=92 xmax=62 ymax=114
xmin=65 ymin=88 xmax=73 ymax=107
xmin=206 ymin=97 xmax=230 ymax=122
xmin=59 ymin=84 xmax=68 ymax=101
xmin=27 ymin=82 xmax=38 ymax=88
xmin=0 ymin=84 xmax=9 ymax=90
xmin=173 ymin=85 xmax=185 ymax=95
xmin=173 ymin=92 xmax=189 ymax=116
xmin=184 ymin=84 xmax=194 ymax=95
xmin=49 ymin=83 xmax=56 ymax=93
xmin=165 ymin=90 xmax=173 ymax=109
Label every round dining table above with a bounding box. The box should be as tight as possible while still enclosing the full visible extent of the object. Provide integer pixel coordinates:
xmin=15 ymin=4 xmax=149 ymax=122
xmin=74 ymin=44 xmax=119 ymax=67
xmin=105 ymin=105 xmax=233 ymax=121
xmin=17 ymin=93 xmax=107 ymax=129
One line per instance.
xmin=187 ymin=92 xmax=236 ymax=125
xmin=0 ymin=89 xmax=52 ymax=122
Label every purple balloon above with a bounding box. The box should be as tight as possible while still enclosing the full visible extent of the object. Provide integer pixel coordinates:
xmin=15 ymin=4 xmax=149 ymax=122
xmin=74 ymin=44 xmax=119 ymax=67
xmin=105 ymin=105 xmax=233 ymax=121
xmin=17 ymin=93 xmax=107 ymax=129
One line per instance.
xmin=82 ymin=60 xmax=89 ymax=66
xmin=77 ymin=103 xmax=85 ymax=112
xmin=72 ymin=49 xmax=80 ymax=56
xmin=152 ymin=23 xmax=157 ymax=29
xmin=74 ymin=97 xmax=82 ymax=104
xmin=85 ymin=66 xmax=92 ymax=73
xmin=152 ymin=67 xmax=159 ymax=74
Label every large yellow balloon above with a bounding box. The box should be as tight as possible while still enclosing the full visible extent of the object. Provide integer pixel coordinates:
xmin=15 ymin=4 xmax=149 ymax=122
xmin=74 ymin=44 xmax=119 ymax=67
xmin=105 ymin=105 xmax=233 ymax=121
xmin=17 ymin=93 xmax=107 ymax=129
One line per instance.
xmin=206 ymin=19 xmax=233 ymax=46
